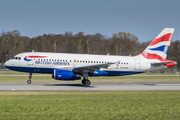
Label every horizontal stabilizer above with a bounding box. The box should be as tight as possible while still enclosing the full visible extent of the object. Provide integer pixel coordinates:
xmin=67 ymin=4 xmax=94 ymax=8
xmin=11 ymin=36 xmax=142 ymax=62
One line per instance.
xmin=151 ymin=60 xmax=176 ymax=67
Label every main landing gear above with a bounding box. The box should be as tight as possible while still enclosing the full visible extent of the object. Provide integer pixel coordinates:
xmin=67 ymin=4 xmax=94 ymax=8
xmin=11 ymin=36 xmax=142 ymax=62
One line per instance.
xmin=27 ymin=73 xmax=32 ymax=84
xmin=82 ymin=78 xmax=91 ymax=86
xmin=81 ymin=72 xmax=91 ymax=86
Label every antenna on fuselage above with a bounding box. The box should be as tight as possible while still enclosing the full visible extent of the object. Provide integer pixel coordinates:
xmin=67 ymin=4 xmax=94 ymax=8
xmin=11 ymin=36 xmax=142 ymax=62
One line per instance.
xmin=32 ymin=50 xmax=34 ymax=52
xmin=107 ymin=53 xmax=109 ymax=56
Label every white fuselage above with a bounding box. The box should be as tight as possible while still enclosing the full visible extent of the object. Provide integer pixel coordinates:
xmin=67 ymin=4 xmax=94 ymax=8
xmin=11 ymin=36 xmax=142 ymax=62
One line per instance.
xmin=5 ymin=52 xmax=166 ymax=77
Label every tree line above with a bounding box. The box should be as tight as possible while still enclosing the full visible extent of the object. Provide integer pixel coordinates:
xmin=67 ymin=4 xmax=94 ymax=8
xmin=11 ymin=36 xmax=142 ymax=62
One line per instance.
xmin=0 ymin=30 xmax=179 ymax=68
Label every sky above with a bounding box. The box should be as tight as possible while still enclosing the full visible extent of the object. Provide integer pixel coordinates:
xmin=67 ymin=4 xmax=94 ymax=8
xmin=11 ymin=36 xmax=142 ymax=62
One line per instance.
xmin=0 ymin=0 xmax=180 ymax=42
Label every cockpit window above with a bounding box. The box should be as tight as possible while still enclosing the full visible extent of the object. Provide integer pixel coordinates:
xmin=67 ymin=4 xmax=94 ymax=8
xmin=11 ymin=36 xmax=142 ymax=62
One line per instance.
xmin=12 ymin=57 xmax=21 ymax=60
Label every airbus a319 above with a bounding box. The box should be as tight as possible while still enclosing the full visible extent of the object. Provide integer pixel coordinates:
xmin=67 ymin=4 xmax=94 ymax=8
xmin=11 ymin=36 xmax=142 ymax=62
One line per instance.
xmin=4 ymin=28 xmax=176 ymax=86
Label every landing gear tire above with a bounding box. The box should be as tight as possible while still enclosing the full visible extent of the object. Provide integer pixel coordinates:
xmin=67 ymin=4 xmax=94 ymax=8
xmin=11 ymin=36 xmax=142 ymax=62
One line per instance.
xmin=84 ymin=80 xmax=91 ymax=86
xmin=82 ymin=79 xmax=86 ymax=85
xmin=82 ymin=79 xmax=91 ymax=86
xmin=27 ymin=80 xmax=31 ymax=84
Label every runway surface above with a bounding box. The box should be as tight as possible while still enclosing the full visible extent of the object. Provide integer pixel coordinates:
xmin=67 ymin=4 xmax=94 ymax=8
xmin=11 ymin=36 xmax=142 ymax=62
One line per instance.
xmin=0 ymin=82 xmax=180 ymax=91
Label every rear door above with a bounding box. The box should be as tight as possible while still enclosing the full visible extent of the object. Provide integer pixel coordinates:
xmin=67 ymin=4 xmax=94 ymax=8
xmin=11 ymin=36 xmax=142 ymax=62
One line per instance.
xmin=134 ymin=58 xmax=140 ymax=70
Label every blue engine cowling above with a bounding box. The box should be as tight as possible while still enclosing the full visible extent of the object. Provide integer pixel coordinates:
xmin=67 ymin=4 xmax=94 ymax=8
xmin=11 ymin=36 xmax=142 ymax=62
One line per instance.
xmin=52 ymin=69 xmax=81 ymax=80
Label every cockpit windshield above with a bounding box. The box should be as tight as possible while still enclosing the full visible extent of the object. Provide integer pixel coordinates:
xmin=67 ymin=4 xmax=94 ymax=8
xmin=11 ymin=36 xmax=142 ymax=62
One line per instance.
xmin=12 ymin=57 xmax=21 ymax=60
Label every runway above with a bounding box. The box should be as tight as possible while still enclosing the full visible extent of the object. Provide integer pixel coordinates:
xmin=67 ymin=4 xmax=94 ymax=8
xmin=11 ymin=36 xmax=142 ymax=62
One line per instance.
xmin=0 ymin=82 xmax=180 ymax=91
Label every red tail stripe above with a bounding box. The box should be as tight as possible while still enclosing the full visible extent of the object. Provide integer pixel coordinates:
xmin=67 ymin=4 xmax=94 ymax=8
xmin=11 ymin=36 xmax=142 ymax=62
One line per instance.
xmin=142 ymin=52 xmax=176 ymax=64
xmin=142 ymin=52 xmax=164 ymax=60
xmin=149 ymin=33 xmax=173 ymax=46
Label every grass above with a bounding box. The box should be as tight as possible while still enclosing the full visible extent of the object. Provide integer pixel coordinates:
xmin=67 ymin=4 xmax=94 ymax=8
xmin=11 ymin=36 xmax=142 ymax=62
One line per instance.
xmin=0 ymin=71 xmax=180 ymax=119
xmin=1 ymin=75 xmax=180 ymax=83
xmin=0 ymin=71 xmax=180 ymax=83
xmin=0 ymin=91 xmax=180 ymax=120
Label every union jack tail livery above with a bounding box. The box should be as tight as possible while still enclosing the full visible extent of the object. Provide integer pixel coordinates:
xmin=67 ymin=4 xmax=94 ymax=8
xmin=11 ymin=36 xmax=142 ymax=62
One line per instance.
xmin=141 ymin=28 xmax=174 ymax=60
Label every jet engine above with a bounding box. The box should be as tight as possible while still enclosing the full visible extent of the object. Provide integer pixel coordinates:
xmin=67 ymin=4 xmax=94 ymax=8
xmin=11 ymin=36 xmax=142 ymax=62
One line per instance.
xmin=52 ymin=69 xmax=81 ymax=80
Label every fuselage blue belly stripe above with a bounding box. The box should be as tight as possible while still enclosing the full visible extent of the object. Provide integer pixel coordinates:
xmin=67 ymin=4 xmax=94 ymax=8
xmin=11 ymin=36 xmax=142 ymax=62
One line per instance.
xmin=5 ymin=66 xmax=142 ymax=76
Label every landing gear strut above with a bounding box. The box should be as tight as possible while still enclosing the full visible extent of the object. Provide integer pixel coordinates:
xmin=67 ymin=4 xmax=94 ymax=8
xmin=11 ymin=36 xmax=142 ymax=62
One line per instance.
xmin=27 ymin=73 xmax=32 ymax=84
xmin=82 ymin=78 xmax=91 ymax=86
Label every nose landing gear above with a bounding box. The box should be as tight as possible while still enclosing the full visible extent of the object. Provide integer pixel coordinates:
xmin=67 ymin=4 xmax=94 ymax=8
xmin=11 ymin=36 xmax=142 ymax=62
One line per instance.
xmin=27 ymin=73 xmax=32 ymax=84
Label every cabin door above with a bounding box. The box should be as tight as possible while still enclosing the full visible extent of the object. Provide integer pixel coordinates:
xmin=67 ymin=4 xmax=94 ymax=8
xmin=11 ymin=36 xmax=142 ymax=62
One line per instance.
xmin=27 ymin=54 xmax=34 ymax=65
xmin=134 ymin=58 xmax=140 ymax=70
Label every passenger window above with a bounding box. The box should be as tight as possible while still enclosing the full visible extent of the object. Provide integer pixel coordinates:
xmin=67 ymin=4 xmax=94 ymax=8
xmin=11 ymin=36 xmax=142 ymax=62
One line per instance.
xmin=15 ymin=57 xmax=18 ymax=60
xmin=99 ymin=61 xmax=101 ymax=63
xmin=77 ymin=60 xmax=79 ymax=62
xmin=66 ymin=60 xmax=67 ymax=62
xmin=88 ymin=61 xmax=90 ymax=63
xmin=70 ymin=60 xmax=71 ymax=62
xmin=19 ymin=57 xmax=21 ymax=60
xmin=102 ymin=62 xmax=104 ymax=63
xmin=94 ymin=61 xmax=95 ymax=63
xmin=91 ymin=61 xmax=93 ymax=63
xmin=80 ymin=60 xmax=82 ymax=62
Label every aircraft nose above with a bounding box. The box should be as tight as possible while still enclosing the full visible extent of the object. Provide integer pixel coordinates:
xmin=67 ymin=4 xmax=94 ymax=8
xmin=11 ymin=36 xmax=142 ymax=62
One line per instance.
xmin=4 ymin=60 xmax=10 ymax=67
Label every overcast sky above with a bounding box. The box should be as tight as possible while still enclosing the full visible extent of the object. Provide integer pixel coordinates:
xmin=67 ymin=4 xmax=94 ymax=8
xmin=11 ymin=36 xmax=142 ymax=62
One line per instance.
xmin=0 ymin=0 xmax=180 ymax=42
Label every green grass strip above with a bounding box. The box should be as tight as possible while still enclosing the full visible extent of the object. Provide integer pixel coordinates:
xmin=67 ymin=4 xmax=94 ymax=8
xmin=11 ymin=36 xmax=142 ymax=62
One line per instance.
xmin=0 ymin=91 xmax=180 ymax=120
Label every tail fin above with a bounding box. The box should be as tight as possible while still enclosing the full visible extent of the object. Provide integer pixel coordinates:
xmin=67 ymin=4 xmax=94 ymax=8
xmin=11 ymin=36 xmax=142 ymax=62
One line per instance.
xmin=141 ymin=28 xmax=174 ymax=60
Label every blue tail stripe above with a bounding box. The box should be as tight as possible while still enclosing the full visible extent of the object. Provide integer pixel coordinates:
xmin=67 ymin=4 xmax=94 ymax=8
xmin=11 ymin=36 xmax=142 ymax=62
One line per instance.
xmin=149 ymin=45 xmax=169 ymax=54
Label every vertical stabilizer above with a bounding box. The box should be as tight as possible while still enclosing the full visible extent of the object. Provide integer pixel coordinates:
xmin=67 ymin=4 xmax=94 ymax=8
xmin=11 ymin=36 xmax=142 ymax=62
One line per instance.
xmin=141 ymin=28 xmax=174 ymax=60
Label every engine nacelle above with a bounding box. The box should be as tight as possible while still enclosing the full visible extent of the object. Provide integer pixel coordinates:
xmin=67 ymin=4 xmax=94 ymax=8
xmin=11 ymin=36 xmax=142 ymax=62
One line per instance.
xmin=52 ymin=69 xmax=81 ymax=80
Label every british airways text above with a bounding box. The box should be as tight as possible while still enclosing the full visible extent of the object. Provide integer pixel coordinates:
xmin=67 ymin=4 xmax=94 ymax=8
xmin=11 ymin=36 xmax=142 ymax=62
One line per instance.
xmin=35 ymin=61 xmax=70 ymax=65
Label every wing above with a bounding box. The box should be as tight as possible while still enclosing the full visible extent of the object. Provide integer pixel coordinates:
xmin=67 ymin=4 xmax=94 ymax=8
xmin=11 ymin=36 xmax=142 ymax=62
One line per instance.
xmin=73 ymin=63 xmax=114 ymax=73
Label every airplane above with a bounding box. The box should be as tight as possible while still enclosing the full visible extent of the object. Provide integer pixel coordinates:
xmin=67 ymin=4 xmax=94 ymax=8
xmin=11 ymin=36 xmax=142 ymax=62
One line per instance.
xmin=4 ymin=28 xmax=176 ymax=86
